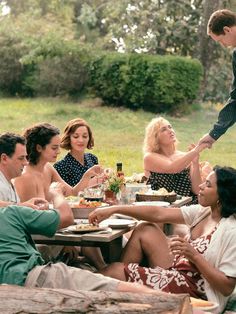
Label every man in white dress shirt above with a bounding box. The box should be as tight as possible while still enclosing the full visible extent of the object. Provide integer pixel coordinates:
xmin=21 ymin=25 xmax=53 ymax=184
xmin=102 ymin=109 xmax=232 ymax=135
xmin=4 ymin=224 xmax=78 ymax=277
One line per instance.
xmin=0 ymin=132 xmax=46 ymax=209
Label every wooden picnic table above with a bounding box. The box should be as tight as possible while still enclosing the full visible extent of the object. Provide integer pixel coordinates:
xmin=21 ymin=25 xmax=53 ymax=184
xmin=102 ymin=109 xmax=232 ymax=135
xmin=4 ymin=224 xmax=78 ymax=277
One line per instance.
xmin=34 ymin=196 xmax=192 ymax=262
xmin=33 ymin=223 xmax=135 ymax=263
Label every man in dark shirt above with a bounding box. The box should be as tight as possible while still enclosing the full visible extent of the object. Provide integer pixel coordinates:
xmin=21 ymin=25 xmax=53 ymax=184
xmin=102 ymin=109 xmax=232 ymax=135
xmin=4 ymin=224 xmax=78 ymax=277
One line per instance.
xmin=199 ymin=9 xmax=236 ymax=146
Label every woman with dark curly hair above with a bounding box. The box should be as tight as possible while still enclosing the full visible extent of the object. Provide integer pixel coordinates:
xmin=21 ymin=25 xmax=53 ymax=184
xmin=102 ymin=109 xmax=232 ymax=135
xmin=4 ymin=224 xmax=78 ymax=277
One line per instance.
xmin=89 ymin=166 xmax=236 ymax=312
xmin=54 ymin=118 xmax=98 ymax=187
xmin=13 ymin=122 xmax=106 ymax=270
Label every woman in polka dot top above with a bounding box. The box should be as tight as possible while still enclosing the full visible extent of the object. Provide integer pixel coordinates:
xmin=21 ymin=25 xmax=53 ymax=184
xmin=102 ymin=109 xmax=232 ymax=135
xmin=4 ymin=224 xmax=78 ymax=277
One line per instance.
xmin=54 ymin=118 xmax=98 ymax=187
xmin=143 ymin=117 xmax=210 ymax=204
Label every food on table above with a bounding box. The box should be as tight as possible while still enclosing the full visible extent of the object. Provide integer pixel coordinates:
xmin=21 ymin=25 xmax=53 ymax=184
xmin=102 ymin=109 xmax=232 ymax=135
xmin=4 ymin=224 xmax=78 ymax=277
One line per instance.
xmin=69 ymin=198 xmax=103 ymax=208
xmin=125 ymin=173 xmax=147 ymax=184
xmin=135 ymin=187 xmax=177 ymax=202
xmin=136 ymin=187 xmax=176 ymax=196
xmin=75 ymin=223 xmax=99 ymax=231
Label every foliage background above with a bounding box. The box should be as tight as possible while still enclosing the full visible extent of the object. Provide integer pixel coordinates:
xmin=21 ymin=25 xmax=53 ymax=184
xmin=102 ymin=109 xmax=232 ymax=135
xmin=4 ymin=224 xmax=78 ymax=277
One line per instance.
xmin=0 ymin=0 xmax=236 ymax=103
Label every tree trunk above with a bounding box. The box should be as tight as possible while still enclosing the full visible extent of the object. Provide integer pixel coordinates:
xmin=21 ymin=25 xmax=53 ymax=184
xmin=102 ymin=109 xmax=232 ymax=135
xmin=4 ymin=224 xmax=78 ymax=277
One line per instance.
xmin=0 ymin=285 xmax=192 ymax=314
xmin=197 ymin=0 xmax=222 ymax=98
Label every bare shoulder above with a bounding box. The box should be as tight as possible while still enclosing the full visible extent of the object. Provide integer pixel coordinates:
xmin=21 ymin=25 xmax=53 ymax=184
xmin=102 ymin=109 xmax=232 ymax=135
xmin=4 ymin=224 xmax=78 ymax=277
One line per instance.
xmin=14 ymin=172 xmax=32 ymax=185
xmin=144 ymin=152 xmax=161 ymax=159
xmin=46 ymin=162 xmax=62 ymax=181
xmin=44 ymin=162 xmax=54 ymax=173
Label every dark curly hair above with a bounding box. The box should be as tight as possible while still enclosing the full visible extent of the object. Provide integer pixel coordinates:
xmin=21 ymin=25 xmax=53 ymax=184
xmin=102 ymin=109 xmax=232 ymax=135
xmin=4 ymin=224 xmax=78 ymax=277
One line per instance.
xmin=0 ymin=133 xmax=26 ymax=157
xmin=214 ymin=165 xmax=236 ymax=218
xmin=23 ymin=123 xmax=60 ymax=165
xmin=60 ymin=118 xmax=94 ymax=150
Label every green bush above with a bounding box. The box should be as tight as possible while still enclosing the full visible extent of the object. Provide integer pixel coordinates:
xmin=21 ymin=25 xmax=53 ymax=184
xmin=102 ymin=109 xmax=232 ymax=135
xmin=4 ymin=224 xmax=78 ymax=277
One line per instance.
xmin=0 ymin=29 xmax=28 ymax=96
xmin=21 ymin=35 xmax=92 ymax=96
xmin=89 ymin=52 xmax=203 ymax=113
xmin=88 ymin=52 xmax=128 ymax=105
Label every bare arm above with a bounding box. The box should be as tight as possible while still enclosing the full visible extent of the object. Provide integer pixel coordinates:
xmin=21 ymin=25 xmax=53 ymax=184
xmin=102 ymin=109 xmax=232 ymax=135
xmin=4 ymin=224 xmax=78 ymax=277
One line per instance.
xmin=50 ymin=190 xmax=74 ymax=229
xmin=52 ymin=164 xmax=103 ymax=196
xmin=144 ymin=143 xmax=209 ymax=174
xmin=189 ymin=144 xmax=202 ymax=194
xmin=194 ymin=254 xmax=236 ymax=296
xmin=190 ymin=161 xmax=202 ymax=194
xmin=89 ymin=204 xmax=185 ymax=225
xmin=0 ymin=198 xmax=48 ymax=210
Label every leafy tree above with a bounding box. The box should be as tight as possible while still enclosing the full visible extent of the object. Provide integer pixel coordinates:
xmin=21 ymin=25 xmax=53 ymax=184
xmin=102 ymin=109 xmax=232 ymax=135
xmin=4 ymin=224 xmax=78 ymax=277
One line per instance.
xmin=1 ymin=0 xmax=236 ymax=102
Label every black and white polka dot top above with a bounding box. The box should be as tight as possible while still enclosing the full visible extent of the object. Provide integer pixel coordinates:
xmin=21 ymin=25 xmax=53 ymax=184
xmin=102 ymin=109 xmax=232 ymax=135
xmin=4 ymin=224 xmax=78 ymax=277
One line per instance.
xmin=54 ymin=152 xmax=98 ymax=187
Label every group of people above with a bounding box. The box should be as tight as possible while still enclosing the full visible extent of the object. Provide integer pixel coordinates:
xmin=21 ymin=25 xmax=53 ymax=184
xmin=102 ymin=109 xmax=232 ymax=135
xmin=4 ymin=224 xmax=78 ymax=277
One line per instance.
xmin=1 ymin=8 xmax=236 ymax=314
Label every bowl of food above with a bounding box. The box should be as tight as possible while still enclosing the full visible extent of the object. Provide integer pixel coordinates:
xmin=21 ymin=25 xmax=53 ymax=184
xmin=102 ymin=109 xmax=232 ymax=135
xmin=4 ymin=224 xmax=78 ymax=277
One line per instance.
xmin=68 ymin=198 xmax=108 ymax=219
xmin=136 ymin=187 xmax=177 ymax=203
xmin=125 ymin=183 xmax=151 ymax=194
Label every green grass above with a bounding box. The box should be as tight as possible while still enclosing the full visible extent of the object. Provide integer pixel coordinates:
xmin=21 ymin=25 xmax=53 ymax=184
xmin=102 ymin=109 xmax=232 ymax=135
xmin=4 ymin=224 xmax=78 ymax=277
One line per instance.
xmin=1 ymin=97 xmax=236 ymax=175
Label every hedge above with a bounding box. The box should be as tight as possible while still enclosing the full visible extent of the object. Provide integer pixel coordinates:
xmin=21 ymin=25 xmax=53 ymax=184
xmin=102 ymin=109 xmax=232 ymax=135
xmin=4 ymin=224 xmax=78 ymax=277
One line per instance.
xmin=88 ymin=52 xmax=203 ymax=113
xmin=0 ymin=29 xmax=203 ymax=113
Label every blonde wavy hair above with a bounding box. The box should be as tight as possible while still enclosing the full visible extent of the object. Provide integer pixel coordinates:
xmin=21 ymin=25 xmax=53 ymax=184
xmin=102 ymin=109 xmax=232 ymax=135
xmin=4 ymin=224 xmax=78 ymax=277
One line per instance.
xmin=143 ymin=117 xmax=177 ymax=154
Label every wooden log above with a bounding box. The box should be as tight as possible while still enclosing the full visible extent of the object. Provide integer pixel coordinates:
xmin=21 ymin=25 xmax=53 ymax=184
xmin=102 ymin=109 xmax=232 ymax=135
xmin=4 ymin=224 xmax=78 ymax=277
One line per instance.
xmin=0 ymin=285 xmax=192 ymax=314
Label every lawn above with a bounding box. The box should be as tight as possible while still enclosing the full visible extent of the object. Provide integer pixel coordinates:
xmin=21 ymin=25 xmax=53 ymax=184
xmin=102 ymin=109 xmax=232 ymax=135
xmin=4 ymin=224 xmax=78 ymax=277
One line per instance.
xmin=1 ymin=97 xmax=236 ymax=175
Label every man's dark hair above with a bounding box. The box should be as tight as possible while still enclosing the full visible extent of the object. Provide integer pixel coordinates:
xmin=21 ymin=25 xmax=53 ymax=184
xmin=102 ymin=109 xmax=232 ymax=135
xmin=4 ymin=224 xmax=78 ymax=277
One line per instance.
xmin=23 ymin=123 xmax=60 ymax=165
xmin=0 ymin=132 xmax=26 ymax=158
xmin=208 ymin=9 xmax=236 ymax=35
xmin=214 ymin=165 xmax=236 ymax=218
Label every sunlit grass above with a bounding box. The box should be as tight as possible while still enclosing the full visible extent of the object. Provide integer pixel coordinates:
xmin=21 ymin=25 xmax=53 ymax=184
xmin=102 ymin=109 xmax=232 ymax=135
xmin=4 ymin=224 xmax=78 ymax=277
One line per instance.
xmin=0 ymin=97 xmax=235 ymax=175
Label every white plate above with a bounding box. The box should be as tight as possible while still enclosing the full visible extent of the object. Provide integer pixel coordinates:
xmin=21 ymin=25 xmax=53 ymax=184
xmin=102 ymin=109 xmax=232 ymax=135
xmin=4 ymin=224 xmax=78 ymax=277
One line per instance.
xmin=133 ymin=201 xmax=170 ymax=207
xmin=66 ymin=225 xmax=107 ymax=234
xmin=114 ymin=213 xmax=135 ymax=220
xmin=101 ymin=219 xmax=137 ymax=229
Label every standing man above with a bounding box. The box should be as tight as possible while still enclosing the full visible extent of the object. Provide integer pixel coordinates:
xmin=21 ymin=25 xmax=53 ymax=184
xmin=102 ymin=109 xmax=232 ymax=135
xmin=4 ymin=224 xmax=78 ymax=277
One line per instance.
xmin=199 ymin=9 xmax=236 ymax=146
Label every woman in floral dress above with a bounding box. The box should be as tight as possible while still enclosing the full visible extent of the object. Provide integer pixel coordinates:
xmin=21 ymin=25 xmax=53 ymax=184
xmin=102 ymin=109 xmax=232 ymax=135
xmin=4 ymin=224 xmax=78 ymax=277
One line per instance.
xmin=89 ymin=166 xmax=236 ymax=312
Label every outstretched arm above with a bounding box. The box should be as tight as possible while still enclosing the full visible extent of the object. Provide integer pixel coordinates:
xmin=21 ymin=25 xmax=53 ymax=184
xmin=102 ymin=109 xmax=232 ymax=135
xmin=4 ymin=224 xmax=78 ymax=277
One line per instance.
xmin=89 ymin=204 xmax=185 ymax=225
xmin=199 ymin=50 xmax=236 ymax=145
xmin=144 ymin=142 xmax=209 ymax=174
xmin=52 ymin=164 xmax=103 ymax=196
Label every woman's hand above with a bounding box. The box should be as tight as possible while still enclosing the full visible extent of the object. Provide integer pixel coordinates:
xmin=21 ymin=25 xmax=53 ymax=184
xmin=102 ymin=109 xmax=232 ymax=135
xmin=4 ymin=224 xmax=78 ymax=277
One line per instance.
xmin=84 ymin=165 xmax=103 ymax=179
xmin=50 ymin=182 xmax=67 ymax=196
xmin=22 ymin=198 xmax=49 ymax=210
xmin=89 ymin=206 xmax=114 ymax=225
xmin=193 ymin=142 xmax=210 ymax=154
xmin=169 ymin=236 xmax=200 ymax=263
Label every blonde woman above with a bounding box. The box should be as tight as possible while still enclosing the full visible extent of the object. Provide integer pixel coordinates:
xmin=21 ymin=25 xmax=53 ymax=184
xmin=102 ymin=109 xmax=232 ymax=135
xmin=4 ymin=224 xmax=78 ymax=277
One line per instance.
xmin=143 ymin=117 xmax=209 ymax=203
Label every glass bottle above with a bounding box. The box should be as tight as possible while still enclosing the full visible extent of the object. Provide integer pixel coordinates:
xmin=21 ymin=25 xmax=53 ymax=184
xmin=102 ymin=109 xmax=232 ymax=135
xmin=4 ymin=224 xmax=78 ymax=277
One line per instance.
xmin=116 ymin=162 xmax=124 ymax=178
